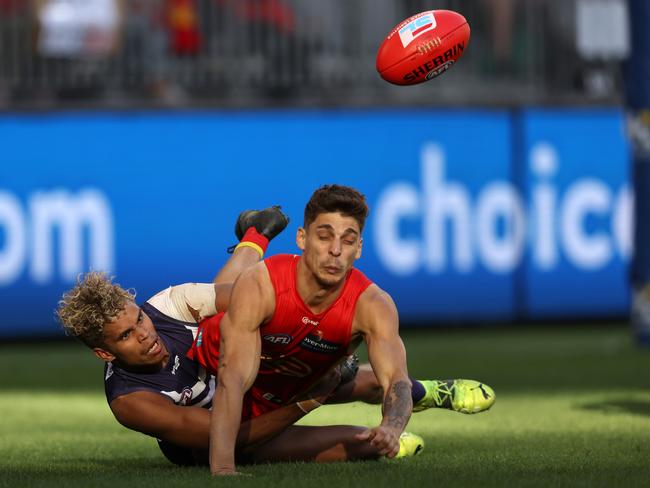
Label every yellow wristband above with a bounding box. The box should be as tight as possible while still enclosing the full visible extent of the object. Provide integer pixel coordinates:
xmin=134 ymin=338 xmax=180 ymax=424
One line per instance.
xmin=234 ymin=241 xmax=264 ymax=259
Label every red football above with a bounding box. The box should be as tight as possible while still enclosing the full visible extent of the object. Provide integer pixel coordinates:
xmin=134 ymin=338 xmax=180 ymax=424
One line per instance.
xmin=376 ymin=10 xmax=470 ymax=86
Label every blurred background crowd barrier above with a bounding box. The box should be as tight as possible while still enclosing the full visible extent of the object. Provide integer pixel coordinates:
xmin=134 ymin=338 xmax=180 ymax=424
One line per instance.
xmin=0 ymin=0 xmax=630 ymax=108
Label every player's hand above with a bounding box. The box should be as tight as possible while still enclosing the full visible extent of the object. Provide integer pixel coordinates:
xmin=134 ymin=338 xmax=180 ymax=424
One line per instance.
xmin=211 ymin=467 xmax=250 ymax=477
xmin=355 ymin=426 xmax=401 ymax=458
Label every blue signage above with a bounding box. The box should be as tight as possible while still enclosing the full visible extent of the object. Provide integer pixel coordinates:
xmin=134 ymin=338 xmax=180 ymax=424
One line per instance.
xmin=0 ymin=109 xmax=631 ymax=337
xmin=521 ymin=109 xmax=630 ymax=318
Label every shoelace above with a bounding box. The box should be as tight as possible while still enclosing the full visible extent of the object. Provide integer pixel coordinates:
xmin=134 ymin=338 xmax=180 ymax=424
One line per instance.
xmin=430 ymin=381 xmax=455 ymax=407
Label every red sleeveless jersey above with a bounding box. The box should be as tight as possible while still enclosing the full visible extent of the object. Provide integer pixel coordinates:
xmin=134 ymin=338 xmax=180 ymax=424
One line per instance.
xmin=187 ymin=253 xmax=372 ymax=419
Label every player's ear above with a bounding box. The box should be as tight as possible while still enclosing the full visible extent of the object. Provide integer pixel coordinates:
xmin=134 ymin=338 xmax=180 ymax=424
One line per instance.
xmin=93 ymin=347 xmax=115 ymax=362
xmin=355 ymin=237 xmax=363 ymax=259
xmin=296 ymin=227 xmax=306 ymax=251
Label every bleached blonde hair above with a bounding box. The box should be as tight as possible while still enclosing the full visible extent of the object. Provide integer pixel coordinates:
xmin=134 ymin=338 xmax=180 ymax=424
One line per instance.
xmin=56 ymin=272 xmax=135 ymax=348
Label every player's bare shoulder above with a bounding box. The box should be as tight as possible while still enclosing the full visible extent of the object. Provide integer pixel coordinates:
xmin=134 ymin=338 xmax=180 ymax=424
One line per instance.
xmin=352 ymin=284 xmax=399 ymax=336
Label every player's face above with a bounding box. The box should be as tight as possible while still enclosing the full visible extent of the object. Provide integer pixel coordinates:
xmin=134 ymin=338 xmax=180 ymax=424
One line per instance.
xmin=297 ymin=212 xmax=363 ymax=287
xmin=93 ymin=301 xmax=169 ymax=371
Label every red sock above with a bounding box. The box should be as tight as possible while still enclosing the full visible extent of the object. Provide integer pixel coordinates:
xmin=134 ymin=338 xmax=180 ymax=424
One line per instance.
xmin=236 ymin=227 xmax=269 ymax=257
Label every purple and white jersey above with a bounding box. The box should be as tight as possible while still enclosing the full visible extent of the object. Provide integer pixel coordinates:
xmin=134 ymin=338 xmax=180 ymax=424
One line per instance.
xmin=104 ymin=302 xmax=215 ymax=408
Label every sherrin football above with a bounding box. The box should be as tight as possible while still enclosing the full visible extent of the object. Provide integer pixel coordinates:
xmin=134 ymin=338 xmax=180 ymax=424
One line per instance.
xmin=376 ymin=10 xmax=470 ymax=85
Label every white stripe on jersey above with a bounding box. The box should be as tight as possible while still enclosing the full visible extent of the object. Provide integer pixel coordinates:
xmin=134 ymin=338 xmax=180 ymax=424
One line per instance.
xmin=160 ymin=366 xmax=215 ymax=407
xmin=194 ymin=372 xmax=216 ymax=408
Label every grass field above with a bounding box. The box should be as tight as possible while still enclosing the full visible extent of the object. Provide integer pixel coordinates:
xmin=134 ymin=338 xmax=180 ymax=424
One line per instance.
xmin=2 ymin=325 xmax=650 ymax=487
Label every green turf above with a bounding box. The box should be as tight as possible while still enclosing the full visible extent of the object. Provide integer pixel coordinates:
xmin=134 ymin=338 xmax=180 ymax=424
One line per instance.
xmin=1 ymin=326 xmax=650 ymax=487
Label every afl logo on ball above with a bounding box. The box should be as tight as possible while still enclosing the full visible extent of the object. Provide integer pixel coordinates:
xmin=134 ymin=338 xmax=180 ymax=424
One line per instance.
xmin=426 ymin=60 xmax=454 ymax=79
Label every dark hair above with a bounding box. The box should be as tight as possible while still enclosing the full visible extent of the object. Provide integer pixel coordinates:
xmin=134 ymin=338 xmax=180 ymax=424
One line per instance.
xmin=304 ymin=185 xmax=369 ymax=232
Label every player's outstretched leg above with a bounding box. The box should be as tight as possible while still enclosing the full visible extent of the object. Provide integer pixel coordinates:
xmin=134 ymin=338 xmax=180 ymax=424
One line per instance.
xmin=234 ymin=205 xmax=289 ymax=241
xmin=216 ymin=205 xmax=290 ymax=284
xmin=327 ymin=363 xmax=495 ymax=414
xmin=245 ymin=425 xmax=425 ymax=463
xmin=413 ymin=379 xmax=495 ymax=414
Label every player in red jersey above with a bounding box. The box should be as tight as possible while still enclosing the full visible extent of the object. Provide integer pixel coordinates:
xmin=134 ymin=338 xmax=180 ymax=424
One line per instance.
xmin=190 ymin=252 xmax=373 ymax=420
xmin=58 ymin=202 xmax=493 ymax=468
xmin=194 ymin=184 xmax=494 ymax=476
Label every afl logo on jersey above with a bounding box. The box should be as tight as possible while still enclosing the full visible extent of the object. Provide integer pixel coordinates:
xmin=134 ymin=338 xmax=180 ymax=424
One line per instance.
xmin=263 ymin=334 xmax=292 ymax=345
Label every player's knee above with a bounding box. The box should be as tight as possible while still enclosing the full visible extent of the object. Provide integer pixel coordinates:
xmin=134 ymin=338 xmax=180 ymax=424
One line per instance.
xmin=357 ymin=365 xmax=383 ymax=403
xmin=157 ymin=440 xmax=207 ymax=466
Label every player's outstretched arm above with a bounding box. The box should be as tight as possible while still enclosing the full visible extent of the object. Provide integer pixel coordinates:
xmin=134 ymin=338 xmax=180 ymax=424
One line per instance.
xmin=353 ymin=285 xmax=412 ymax=458
xmin=109 ymin=389 xmax=327 ymax=453
xmin=209 ymin=264 xmax=274 ymax=476
xmin=110 ymin=391 xmax=213 ymax=449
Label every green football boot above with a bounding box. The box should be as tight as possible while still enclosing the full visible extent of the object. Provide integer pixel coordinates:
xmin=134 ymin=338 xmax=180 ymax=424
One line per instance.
xmin=394 ymin=432 xmax=425 ymax=459
xmin=413 ymin=379 xmax=495 ymax=414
